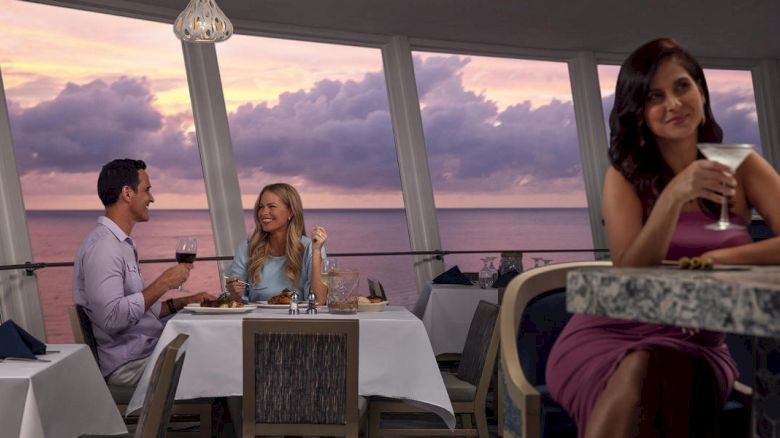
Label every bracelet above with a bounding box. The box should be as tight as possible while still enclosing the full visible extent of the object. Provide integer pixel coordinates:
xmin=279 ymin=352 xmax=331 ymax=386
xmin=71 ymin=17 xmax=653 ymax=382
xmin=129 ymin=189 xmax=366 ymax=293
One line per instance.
xmin=166 ymin=298 xmax=178 ymax=314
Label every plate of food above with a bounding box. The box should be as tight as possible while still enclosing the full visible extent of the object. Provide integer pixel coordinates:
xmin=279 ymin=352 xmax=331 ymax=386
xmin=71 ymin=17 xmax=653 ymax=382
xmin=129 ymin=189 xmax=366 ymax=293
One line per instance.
xmin=183 ymin=302 xmax=257 ymax=314
xmin=357 ymin=295 xmax=387 ymax=312
xmin=256 ymin=288 xmax=301 ymax=308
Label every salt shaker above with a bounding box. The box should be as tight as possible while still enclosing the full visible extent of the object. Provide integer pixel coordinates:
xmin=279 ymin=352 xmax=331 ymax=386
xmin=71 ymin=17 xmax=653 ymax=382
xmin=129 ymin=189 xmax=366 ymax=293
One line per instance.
xmin=306 ymin=288 xmax=318 ymax=314
xmin=288 ymin=290 xmax=300 ymax=315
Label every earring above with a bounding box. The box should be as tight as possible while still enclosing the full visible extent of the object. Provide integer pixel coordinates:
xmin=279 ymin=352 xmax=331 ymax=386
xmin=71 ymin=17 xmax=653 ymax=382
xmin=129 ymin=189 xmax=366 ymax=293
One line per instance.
xmin=288 ymin=217 xmax=292 ymax=221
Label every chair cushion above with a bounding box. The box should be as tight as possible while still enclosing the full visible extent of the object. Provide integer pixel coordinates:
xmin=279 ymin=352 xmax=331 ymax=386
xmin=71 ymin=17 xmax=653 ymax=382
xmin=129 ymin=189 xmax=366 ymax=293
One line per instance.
xmin=441 ymin=371 xmax=477 ymax=401
xmin=255 ymin=332 xmax=348 ymax=424
xmin=517 ymin=288 xmax=571 ymax=386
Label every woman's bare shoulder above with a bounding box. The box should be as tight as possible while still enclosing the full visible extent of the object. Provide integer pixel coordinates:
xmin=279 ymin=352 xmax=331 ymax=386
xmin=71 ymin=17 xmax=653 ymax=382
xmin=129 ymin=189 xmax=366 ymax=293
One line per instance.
xmin=604 ymin=165 xmax=637 ymax=194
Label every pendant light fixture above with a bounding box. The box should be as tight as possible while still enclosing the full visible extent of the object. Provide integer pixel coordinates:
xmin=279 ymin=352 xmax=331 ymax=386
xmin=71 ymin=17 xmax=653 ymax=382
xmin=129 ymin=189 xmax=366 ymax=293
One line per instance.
xmin=173 ymin=0 xmax=233 ymax=43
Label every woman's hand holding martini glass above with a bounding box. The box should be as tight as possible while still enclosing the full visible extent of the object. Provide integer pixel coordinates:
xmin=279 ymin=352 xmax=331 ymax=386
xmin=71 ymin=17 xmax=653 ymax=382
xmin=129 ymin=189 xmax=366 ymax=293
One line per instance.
xmin=697 ymin=143 xmax=754 ymax=230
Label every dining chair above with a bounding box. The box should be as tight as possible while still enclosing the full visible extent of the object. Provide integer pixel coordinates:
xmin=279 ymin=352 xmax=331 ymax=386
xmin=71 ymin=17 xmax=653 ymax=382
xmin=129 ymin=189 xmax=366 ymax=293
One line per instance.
xmin=242 ymin=318 xmax=365 ymax=437
xmin=69 ymin=304 xmax=212 ymax=438
xmin=499 ymin=260 xmax=753 ymax=438
xmin=79 ymin=333 xmax=190 ymax=438
xmin=369 ymin=300 xmax=500 ymax=438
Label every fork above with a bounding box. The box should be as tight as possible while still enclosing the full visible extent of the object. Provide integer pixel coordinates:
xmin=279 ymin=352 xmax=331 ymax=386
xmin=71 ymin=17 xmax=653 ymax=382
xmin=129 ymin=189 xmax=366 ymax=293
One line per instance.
xmin=222 ymin=276 xmax=266 ymax=290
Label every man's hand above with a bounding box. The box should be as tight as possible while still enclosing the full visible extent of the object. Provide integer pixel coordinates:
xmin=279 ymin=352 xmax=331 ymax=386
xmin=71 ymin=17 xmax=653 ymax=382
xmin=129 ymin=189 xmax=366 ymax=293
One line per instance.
xmin=158 ymin=263 xmax=192 ymax=290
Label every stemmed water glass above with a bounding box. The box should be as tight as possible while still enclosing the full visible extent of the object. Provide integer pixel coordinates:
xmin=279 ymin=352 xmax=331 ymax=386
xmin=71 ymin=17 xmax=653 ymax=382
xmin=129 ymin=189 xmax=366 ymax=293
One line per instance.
xmin=321 ymin=258 xmax=338 ymax=287
xmin=697 ymin=143 xmax=754 ymax=230
xmin=478 ymin=257 xmax=493 ymax=289
xmin=175 ymin=236 xmax=197 ymax=291
xmin=486 ymin=256 xmax=498 ymax=285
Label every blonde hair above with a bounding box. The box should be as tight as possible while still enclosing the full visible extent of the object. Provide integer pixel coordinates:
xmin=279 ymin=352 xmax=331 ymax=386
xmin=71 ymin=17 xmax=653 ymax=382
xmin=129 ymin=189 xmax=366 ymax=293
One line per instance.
xmin=246 ymin=183 xmax=306 ymax=287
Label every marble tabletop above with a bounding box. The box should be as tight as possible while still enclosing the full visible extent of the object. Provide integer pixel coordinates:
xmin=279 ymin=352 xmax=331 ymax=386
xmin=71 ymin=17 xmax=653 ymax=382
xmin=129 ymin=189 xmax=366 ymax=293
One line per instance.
xmin=566 ymin=265 xmax=780 ymax=338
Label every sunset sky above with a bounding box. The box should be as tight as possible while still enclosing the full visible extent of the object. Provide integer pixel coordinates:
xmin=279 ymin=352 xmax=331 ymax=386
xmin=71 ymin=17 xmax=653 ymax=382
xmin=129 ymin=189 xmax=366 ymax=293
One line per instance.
xmin=2 ymin=0 xmax=761 ymax=210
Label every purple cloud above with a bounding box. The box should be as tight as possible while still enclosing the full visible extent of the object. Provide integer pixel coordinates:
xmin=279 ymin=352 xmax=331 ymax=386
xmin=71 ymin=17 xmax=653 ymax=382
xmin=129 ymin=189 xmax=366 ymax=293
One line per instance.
xmin=8 ymin=57 xmax=762 ymax=197
xmin=9 ymin=76 xmax=203 ymax=179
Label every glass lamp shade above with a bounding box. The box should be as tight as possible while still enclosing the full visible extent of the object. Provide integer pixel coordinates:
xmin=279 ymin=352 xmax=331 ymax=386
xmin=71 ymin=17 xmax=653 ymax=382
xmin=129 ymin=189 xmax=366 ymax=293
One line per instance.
xmin=174 ymin=0 xmax=233 ymax=43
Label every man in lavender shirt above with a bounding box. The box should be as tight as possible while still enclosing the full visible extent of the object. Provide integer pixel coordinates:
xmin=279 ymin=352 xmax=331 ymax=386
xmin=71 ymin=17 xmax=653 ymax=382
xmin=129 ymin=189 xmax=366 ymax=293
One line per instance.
xmin=73 ymin=159 xmax=212 ymax=386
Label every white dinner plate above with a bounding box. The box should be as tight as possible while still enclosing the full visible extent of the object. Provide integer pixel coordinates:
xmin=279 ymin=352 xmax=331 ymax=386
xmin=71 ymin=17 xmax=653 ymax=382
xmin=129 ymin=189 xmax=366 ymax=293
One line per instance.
xmin=183 ymin=303 xmax=257 ymax=314
xmin=255 ymin=301 xmax=293 ymax=309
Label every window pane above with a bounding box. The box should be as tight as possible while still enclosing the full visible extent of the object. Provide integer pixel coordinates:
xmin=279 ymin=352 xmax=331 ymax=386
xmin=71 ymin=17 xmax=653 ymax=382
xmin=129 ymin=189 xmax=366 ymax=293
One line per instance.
xmin=4 ymin=2 xmax=219 ymax=342
xmin=413 ymin=52 xmax=595 ymax=272
xmin=217 ymin=37 xmax=418 ymax=307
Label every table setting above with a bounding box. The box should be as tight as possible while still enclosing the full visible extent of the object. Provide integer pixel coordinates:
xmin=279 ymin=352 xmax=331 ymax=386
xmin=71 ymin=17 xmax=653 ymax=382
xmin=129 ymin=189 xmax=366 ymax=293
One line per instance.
xmin=128 ymin=269 xmax=455 ymax=428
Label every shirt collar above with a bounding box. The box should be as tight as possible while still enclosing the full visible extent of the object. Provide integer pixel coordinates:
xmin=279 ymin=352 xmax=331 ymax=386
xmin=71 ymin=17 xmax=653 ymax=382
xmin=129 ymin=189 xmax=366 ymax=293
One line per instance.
xmin=97 ymin=216 xmax=133 ymax=245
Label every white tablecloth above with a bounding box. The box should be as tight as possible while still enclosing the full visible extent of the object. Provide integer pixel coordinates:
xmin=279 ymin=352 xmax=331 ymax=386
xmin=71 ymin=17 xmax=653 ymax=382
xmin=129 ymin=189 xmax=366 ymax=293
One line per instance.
xmin=0 ymin=344 xmax=127 ymax=438
xmin=128 ymin=306 xmax=455 ymax=428
xmin=422 ymin=285 xmax=498 ymax=355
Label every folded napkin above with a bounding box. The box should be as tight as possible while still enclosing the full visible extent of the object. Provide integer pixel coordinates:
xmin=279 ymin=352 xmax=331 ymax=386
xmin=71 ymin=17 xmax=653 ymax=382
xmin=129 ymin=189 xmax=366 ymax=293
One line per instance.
xmin=492 ymin=269 xmax=520 ymax=288
xmin=368 ymin=277 xmax=387 ymax=301
xmin=433 ymin=265 xmax=473 ymax=285
xmin=0 ymin=320 xmax=46 ymax=359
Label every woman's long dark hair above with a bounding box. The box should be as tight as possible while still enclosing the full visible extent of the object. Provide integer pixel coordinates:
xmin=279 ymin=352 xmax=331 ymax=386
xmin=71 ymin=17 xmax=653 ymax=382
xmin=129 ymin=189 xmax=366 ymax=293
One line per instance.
xmin=608 ymin=38 xmax=722 ymax=218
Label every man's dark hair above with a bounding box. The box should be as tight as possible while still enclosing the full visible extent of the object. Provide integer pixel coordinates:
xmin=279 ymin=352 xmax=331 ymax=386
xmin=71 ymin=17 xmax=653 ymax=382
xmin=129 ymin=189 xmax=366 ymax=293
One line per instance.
xmin=97 ymin=159 xmax=147 ymax=207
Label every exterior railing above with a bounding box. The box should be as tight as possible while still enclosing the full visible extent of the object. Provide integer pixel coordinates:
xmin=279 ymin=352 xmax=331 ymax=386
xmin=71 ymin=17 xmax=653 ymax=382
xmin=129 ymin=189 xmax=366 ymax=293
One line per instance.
xmin=0 ymin=248 xmax=610 ymax=276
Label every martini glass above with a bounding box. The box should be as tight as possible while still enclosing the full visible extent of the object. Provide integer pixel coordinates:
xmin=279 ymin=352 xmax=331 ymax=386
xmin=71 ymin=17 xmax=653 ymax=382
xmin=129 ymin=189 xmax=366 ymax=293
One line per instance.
xmin=697 ymin=143 xmax=754 ymax=230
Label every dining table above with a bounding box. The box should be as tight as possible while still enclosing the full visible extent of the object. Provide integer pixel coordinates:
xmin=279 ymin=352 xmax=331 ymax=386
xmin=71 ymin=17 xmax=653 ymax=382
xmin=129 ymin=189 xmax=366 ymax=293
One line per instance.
xmin=0 ymin=344 xmax=127 ymax=438
xmin=566 ymin=265 xmax=780 ymax=438
xmin=421 ymin=284 xmax=499 ymax=356
xmin=127 ymin=305 xmax=456 ymax=429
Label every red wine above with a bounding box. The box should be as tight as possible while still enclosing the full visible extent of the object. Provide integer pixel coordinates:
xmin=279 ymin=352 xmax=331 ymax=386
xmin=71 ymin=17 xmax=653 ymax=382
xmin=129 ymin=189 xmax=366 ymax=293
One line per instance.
xmin=176 ymin=252 xmax=197 ymax=263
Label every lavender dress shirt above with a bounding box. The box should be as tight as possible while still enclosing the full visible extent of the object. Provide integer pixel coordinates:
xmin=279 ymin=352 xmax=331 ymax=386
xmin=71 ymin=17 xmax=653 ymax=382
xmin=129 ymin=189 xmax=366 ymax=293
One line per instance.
xmin=72 ymin=216 xmax=163 ymax=377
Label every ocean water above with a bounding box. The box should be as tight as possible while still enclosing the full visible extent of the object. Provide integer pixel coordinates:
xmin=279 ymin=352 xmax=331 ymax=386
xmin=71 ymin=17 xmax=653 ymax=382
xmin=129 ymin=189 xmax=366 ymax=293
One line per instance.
xmin=26 ymin=208 xmax=595 ymax=342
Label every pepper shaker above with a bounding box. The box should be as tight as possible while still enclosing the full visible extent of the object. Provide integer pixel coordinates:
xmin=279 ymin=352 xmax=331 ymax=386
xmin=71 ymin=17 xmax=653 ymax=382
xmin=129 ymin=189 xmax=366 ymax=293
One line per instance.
xmin=306 ymin=288 xmax=318 ymax=314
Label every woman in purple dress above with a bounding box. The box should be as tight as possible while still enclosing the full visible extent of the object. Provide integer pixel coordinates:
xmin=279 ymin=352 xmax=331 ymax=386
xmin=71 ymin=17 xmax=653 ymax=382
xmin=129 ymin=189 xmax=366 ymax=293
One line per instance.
xmin=546 ymin=38 xmax=780 ymax=437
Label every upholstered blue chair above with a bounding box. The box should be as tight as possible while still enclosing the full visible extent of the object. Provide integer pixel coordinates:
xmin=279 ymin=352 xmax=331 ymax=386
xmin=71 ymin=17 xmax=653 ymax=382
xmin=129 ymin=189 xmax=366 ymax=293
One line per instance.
xmin=499 ymin=261 xmax=753 ymax=438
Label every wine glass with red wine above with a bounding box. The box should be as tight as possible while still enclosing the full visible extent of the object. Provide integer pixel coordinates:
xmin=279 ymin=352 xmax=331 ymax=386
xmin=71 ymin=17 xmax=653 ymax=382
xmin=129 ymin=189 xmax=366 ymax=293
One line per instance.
xmin=175 ymin=236 xmax=197 ymax=291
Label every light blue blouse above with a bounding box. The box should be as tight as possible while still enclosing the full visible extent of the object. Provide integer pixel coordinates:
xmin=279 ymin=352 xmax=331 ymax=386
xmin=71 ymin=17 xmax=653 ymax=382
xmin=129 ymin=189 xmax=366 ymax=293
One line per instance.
xmin=228 ymin=235 xmax=327 ymax=302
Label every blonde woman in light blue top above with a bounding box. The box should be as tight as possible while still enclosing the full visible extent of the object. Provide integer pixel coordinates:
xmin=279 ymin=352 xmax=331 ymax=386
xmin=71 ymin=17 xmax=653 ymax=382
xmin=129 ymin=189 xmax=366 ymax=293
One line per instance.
xmin=226 ymin=183 xmax=328 ymax=303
